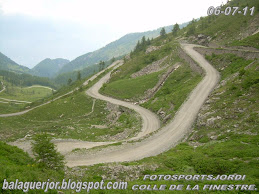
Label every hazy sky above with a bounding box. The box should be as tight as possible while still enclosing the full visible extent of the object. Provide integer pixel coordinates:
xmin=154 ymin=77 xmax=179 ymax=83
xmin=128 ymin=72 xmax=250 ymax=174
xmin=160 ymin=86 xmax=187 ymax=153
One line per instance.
xmin=0 ymin=0 xmax=226 ymax=68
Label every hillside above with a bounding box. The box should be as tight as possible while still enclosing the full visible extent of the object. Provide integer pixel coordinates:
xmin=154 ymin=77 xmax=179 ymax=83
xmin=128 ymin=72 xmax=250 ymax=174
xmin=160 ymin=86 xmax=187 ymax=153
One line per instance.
xmin=0 ymin=52 xmax=31 ymax=74
xmin=32 ymin=58 xmax=70 ymax=78
xmin=57 ymin=22 xmax=189 ymax=74
xmin=181 ymin=0 xmax=259 ymax=48
xmin=0 ymin=141 xmax=63 ymax=192
xmin=53 ymin=57 xmax=120 ymax=85
xmin=0 ymin=70 xmax=56 ymax=88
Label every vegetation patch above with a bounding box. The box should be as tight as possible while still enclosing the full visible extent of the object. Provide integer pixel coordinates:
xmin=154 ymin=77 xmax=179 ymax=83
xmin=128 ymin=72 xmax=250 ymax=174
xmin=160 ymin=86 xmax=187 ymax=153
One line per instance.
xmin=0 ymin=84 xmax=53 ymax=102
xmin=142 ymin=64 xmax=202 ymax=123
xmin=0 ymin=141 xmax=64 ymax=193
xmin=230 ymin=33 xmax=259 ymax=49
xmin=101 ymin=71 xmax=162 ymax=100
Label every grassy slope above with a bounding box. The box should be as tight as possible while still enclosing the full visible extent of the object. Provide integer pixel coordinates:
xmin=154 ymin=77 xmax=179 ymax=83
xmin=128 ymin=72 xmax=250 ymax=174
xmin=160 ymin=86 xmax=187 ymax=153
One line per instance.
xmin=101 ymin=71 xmax=162 ymax=100
xmin=231 ymin=32 xmax=259 ymax=49
xmin=0 ymin=141 xmax=63 ymax=193
xmin=0 ymin=69 xmax=97 ymax=115
xmin=0 ymin=103 xmax=26 ymax=115
xmin=101 ymin=38 xmax=182 ymax=100
xmin=0 ymin=85 xmax=53 ymax=102
xmin=0 ymin=52 xmax=31 ymax=74
xmin=0 ymin=72 xmax=141 ymax=142
xmin=195 ymin=53 xmax=258 ymax=142
xmin=142 ymin=64 xmax=202 ymax=123
xmin=0 ymin=78 xmax=54 ymax=114
xmin=180 ymin=0 xmax=259 ymax=47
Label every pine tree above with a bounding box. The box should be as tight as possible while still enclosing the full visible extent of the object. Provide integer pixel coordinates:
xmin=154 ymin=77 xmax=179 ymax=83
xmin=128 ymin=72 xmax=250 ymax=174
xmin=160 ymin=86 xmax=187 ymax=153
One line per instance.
xmin=141 ymin=36 xmax=146 ymax=46
xmin=99 ymin=61 xmax=105 ymax=71
xmin=130 ymin=51 xmax=133 ymax=58
xmin=160 ymin=27 xmax=166 ymax=37
xmin=32 ymin=133 xmax=65 ymax=170
xmin=135 ymin=40 xmax=141 ymax=52
xmin=187 ymin=25 xmax=195 ymax=36
xmin=187 ymin=19 xmax=196 ymax=36
xmin=147 ymin=38 xmax=151 ymax=45
xmin=77 ymin=71 xmax=81 ymax=81
xmin=172 ymin=23 xmax=180 ymax=36
xmin=67 ymin=78 xmax=72 ymax=85
xmin=111 ymin=57 xmax=115 ymax=63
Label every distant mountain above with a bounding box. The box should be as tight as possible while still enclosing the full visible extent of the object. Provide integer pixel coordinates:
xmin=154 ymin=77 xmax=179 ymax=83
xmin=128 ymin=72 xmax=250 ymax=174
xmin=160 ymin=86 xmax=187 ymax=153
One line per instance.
xmin=58 ymin=22 xmax=189 ymax=74
xmin=32 ymin=58 xmax=70 ymax=78
xmin=0 ymin=52 xmax=31 ymax=74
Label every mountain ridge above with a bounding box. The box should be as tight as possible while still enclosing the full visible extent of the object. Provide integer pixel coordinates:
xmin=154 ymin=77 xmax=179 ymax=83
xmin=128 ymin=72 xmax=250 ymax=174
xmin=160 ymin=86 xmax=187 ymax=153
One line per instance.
xmin=57 ymin=22 xmax=189 ymax=74
xmin=0 ymin=51 xmax=31 ymax=74
xmin=32 ymin=58 xmax=70 ymax=78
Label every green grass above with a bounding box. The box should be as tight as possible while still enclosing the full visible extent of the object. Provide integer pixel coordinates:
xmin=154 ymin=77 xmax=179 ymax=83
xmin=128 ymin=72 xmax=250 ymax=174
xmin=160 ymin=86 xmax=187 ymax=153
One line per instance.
xmin=0 ymin=81 xmax=54 ymax=114
xmin=0 ymin=64 xmax=142 ymax=142
xmin=110 ymin=41 xmax=179 ymax=82
xmin=0 ymin=102 xmax=27 ymax=114
xmin=142 ymin=64 xmax=202 ymax=122
xmin=0 ymin=85 xmax=53 ymax=102
xmin=231 ymin=33 xmax=259 ymax=49
xmin=195 ymin=53 xmax=259 ymax=141
xmin=101 ymin=39 xmax=202 ymax=124
xmin=0 ymin=91 xmax=141 ymax=142
xmin=101 ymin=71 xmax=162 ymax=100
xmin=0 ymin=141 xmax=63 ymax=193
xmin=0 ymin=68 xmax=93 ymax=114
xmin=179 ymin=0 xmax=259 ymax=47
xmin=205 ymin=53 xmax=254 ymax=80
xmin=101 ymin=40 xmax=184 ymax=102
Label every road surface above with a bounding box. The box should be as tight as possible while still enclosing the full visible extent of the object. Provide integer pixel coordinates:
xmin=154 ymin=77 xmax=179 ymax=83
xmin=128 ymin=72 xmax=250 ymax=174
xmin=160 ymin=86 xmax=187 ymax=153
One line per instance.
xmin=86 ymin=62 xmax=160 ymax=140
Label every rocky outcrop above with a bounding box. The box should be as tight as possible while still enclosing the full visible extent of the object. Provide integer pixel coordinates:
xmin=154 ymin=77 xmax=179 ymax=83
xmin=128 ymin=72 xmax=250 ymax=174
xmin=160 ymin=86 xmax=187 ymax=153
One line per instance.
xmin=131 ymin=56 xmax=168 ymax=78
xmin=139 ymin=63 xmax=181 ymax=104
xmin=145 ymin=45 xmax=162 ymax=54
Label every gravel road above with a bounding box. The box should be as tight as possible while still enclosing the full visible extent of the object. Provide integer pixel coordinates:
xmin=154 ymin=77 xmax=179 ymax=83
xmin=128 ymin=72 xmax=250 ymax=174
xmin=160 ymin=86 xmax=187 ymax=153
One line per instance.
xmin=86 ymin=61 xmax=160 ymax=140
xmin=66 ymin=44 xmax=220 ymax=167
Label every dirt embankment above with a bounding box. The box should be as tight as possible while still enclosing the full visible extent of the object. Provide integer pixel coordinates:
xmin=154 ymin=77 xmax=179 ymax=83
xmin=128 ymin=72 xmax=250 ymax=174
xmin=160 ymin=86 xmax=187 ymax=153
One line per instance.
xmin=140 ymin=62 xmax=181 ymax=104
xmin=131 ymin=56 xmax=168 ymax=78
xmin=178 ymin=47 xmax=203 ymax=75
xmin=194 ymin=47 xmax=259 ymax=60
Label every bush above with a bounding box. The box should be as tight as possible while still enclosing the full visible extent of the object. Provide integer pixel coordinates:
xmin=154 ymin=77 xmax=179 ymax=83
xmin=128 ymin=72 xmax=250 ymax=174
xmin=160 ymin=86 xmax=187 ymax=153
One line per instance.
xmin=192 ymin=157 xmax=237 ymax=174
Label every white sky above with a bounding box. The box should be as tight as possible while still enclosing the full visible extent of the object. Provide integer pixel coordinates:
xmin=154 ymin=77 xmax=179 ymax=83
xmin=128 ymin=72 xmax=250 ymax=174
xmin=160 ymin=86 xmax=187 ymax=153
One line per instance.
xmin=0 ymin=0 xmax=227 ymax=67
